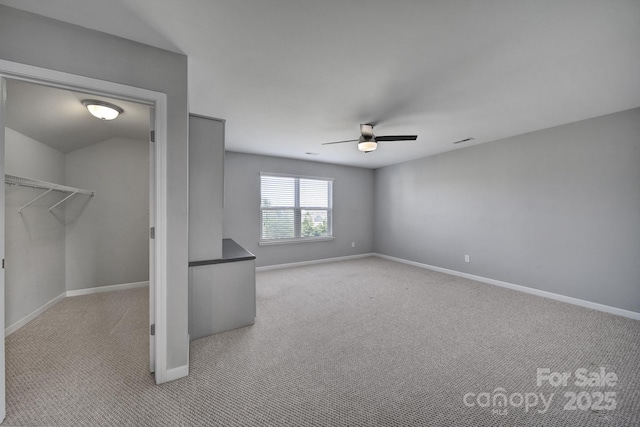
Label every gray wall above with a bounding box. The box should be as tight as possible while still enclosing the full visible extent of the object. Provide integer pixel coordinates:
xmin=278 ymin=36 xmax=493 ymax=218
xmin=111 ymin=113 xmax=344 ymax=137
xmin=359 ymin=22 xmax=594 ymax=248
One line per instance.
xmin=65 ymin=137 xmax=149 ymax=291
xmin=0 ymin=5 xmax=189 ymax=370
xmin=224 ymin=152 xmax=374 ymax=267
xmin=374 ymin=108 xmax=640 ymax=313
xmin=4 ymin=128 xmax=66 ymax=327
xmin=189 ymin=115 xmax=224 ymax=262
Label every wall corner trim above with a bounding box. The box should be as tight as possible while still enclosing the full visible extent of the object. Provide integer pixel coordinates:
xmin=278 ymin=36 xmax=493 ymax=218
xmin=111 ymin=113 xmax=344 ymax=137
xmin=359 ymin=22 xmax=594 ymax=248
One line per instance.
xmin=373 ymin=253 xmax=640 ymax=321
xmin=163 ymin=364 xmax=189 ymax=383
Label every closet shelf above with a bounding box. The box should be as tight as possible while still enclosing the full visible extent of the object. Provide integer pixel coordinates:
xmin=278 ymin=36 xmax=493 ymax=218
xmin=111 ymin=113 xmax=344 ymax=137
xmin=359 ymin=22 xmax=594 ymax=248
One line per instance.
xmin=4 ymin=174 xmax=94 ymax=213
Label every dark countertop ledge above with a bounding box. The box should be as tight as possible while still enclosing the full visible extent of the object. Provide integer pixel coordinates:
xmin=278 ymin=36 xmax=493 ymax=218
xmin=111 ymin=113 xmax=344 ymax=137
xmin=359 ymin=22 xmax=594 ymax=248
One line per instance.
xmin=189 ymin=239 xmax=256 ymax=267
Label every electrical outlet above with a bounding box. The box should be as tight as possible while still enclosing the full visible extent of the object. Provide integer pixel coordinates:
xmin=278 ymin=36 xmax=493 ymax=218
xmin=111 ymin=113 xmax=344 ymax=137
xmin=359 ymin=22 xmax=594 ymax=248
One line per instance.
xmin=465 ymin=255 xmax=470 ymax=263
xmin=351 ymin=242 xmax=356 ymax=248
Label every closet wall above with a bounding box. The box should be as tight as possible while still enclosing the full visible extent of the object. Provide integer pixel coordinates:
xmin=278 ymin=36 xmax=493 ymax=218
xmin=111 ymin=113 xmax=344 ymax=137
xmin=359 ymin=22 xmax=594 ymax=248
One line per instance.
xmin=65 ymin=137 xmax=149 ymax=291
xmin=4 ymin=129 xmax=149 ymax=330
xmin=4 ymin=128 xmax=66 ymax=327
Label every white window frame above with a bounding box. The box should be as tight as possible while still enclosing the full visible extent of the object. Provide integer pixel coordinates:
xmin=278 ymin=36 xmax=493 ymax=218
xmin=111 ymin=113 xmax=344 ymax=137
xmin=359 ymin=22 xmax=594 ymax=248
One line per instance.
xmin=259 ymin=172 xmax=334 ymax=245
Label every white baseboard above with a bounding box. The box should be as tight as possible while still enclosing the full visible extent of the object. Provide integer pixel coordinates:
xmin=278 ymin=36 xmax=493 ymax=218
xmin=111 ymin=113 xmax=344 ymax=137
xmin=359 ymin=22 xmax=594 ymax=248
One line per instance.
xmin=374 ymin=253 xmax=640 ymax=321
xmin=163 ymin=364 xmax=189 ymax=382
xmin=66 ymin=281 xmax=149 ymax=297
xmin=256 ymin=253 xmax=375 ymax=272
xmin=5 ymin=292 xmax=67 ymax=336
xmin=6 ymin=281 xmax=150 ymax=335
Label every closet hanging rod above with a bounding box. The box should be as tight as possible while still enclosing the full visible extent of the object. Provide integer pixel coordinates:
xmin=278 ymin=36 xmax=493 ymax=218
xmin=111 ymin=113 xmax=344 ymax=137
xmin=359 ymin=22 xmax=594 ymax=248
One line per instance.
xmin=4 ymin=174 xmax=94 ymax=196
xmin=4 ymin=174 xmax=94 ymax=213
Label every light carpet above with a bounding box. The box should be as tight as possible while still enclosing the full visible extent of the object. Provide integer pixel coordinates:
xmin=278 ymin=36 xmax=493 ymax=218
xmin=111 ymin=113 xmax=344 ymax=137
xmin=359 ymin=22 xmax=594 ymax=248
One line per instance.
xmin=3 ymin=257 xmax=639 ymax=426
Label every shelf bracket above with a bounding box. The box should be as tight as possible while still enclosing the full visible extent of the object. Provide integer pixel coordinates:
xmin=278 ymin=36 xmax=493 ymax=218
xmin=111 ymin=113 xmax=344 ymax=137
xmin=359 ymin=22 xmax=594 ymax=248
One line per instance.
xmin=48 ymin=191 xmax=79 ymax=212
xmin=18 ymin=188 xmax=53 ymax=214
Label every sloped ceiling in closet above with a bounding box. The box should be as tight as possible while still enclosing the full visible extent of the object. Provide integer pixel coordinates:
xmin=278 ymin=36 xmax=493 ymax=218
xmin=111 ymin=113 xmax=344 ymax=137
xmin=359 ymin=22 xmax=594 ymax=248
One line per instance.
xmin=5 ymin=79 xmax=150 ymax=153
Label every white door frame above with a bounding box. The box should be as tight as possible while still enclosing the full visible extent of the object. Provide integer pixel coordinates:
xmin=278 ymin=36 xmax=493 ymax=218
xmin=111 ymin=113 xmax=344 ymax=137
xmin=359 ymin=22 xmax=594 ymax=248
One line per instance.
xmin=0 ymin=59 xmax=171 ymax=418
xmin=0 ymin=75 xmax=6 ymax=422
xmin=148 ymin=108 xmax=157 ymax=374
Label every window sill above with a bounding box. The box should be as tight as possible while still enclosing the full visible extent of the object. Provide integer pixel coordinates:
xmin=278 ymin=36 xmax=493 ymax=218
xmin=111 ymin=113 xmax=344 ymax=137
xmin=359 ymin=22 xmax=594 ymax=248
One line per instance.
xmin=259 ymin=236 xmax=334 ymax=246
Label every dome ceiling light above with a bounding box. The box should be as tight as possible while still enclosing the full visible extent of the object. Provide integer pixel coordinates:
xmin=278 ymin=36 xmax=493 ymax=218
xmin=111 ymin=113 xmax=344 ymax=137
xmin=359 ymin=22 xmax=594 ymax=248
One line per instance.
xmin=81 ymin=99 xmax=124 ymax=120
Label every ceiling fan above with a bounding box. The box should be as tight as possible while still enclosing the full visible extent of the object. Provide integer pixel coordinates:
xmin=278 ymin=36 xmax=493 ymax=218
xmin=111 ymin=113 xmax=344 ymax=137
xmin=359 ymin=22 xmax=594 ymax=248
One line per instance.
xmin=322 ymin=124 xmax=418 ymax=153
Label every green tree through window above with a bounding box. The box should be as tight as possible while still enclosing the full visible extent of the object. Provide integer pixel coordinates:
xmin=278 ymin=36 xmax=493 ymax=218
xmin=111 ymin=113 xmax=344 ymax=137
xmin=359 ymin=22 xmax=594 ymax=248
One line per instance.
xmin=302 ymin=212 xmax=328 ymax=237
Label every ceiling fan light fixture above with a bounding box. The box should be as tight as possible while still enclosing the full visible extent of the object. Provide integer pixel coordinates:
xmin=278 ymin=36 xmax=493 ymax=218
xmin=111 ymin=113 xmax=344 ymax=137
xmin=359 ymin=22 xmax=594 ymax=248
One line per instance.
xmin=357 ymin=140 xmax=377 ymax=152
xmin=82 ymin=99 xmax=124 ymax=120
xmin=322 ymin=123 xmax=416 ymax=153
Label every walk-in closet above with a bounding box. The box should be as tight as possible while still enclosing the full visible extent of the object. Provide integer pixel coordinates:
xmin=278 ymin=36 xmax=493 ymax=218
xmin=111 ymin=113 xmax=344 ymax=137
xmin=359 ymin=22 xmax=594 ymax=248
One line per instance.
xmin=3 ymin=79 xmax=152 ymax=378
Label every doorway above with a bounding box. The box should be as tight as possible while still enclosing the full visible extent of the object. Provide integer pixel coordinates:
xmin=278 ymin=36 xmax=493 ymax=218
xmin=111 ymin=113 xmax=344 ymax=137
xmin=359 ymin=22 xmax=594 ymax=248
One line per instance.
xmin=0 ymin=60 xmax=171 ymax=421
xmin=4 ymin=77 xmax=152 ymax=345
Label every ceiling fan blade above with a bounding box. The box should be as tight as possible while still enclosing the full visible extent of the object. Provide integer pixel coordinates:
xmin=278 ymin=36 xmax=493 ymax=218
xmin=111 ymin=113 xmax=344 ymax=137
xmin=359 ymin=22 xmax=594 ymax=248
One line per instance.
xmin=375 ymin=135 xmax=418 ymax=142
xmin=321 ymin=139 xmax=359 ymax=145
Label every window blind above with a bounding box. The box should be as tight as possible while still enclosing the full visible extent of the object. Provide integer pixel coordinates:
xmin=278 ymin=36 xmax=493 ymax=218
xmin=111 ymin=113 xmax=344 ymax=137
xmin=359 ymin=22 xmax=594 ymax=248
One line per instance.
xmin=260 ymin=173 xmax=333 ymax=243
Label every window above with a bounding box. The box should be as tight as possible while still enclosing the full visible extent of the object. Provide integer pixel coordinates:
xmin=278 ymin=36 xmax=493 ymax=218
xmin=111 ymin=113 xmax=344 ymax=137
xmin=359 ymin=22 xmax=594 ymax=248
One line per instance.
xmin=260 ymin=173 xmax=333 ymax=244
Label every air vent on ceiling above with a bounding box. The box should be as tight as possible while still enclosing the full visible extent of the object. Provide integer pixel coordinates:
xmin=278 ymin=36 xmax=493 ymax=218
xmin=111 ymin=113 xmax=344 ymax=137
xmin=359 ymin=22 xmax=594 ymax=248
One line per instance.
xmin=452 ymin=137 xmax=474 ymax=144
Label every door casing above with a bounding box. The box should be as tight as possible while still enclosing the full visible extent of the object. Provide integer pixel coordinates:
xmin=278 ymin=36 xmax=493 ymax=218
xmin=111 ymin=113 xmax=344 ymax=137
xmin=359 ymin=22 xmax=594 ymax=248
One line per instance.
xmin=0 ymin=59 xmax=172 ymax=421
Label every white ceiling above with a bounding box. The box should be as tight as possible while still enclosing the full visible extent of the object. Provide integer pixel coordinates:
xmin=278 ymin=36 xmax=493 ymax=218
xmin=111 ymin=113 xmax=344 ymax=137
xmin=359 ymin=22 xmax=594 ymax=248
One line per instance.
xmin=2 ymin=0 xmax=639 ymax=168
xmin=6 ymin=80 xmax=150 ymax=153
